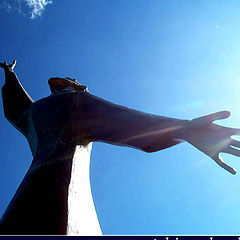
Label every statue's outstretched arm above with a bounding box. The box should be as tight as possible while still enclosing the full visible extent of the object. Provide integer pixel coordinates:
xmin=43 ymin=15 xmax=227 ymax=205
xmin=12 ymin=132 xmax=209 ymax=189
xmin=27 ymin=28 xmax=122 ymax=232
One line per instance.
xmin=0 ymin=60 xmax=34 ymax=135
xmin=68 ymin=93 xmax=187 ymax=151
xmin=69 ymin=93 xmax=240 ymax=175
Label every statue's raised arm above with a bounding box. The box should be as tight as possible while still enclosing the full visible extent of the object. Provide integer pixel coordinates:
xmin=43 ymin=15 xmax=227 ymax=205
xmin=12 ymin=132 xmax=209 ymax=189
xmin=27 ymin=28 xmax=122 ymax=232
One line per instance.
xmin=0 ymin=60 xmax=33 ymax=136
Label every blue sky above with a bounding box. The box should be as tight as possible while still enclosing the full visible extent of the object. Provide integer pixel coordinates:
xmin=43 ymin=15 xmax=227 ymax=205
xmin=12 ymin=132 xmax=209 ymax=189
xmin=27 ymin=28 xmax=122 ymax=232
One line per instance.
xmin=1 ymin=0 xmax=240 ymax=235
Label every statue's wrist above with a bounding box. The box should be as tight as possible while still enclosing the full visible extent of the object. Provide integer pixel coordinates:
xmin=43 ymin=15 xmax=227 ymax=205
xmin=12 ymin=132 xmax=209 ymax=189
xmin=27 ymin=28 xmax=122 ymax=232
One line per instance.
xmin=170 ymin=119 xmax=190 ymax=141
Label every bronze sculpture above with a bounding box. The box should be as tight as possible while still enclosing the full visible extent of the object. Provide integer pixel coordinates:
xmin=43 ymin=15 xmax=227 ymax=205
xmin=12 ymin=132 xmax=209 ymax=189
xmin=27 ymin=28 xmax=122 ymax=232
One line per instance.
xmin=1 ymin=60 xmax=240 ymax=235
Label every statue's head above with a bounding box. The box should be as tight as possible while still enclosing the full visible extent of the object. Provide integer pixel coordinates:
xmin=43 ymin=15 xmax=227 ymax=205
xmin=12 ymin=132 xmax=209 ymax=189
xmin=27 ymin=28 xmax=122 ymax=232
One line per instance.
xmin=48 ymin=77 xmax=88 ymax=94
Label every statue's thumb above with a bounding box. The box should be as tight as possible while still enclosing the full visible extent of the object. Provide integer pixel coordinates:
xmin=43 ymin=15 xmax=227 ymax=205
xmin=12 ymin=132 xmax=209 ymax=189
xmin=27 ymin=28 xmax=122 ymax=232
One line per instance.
xmin=193 ymin=111 xmax=230 ymax=125
xmin=209 ymin=111 xmax=230 ymax=122
xmin=202 ymin=111 xmax=230 ymax=123
xmin=9 ymin=60 xmax=16 ymax=69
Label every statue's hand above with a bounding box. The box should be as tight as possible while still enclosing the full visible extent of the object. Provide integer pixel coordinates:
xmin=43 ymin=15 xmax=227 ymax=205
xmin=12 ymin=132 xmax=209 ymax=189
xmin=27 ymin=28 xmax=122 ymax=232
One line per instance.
xmin=0 ymin=60 xmax=16 ymax=72
xmin=179 ymin=111 xmax=240 ymax=175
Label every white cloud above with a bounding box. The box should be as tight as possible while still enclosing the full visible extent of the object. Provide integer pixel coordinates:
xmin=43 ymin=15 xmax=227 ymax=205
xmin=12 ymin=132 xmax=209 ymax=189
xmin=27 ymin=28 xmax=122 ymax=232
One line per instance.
xmin=25 ymin=0 xmax=52 ymax=19
xmin=0 ymin=0 xmax=52 ymax=19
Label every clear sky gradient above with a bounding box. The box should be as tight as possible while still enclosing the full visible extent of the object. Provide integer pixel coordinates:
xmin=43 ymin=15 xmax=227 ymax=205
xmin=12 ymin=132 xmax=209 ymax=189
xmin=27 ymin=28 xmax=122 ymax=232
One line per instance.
xmin=1 ymin=0 xmax=240 ymax=235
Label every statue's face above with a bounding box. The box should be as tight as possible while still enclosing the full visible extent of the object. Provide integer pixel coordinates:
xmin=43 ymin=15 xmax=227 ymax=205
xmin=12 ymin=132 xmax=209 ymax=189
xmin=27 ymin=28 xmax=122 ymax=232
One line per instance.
xmin=53 ymin=84 xmax=76 ymax=93
xmin=48 ymin=77 xmax=88 ymax=93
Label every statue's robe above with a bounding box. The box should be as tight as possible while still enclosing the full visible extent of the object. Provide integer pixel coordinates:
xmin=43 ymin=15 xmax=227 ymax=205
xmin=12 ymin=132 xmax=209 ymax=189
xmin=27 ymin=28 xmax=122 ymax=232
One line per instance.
xmin=0 ymin=70 xmax=186 ymax=235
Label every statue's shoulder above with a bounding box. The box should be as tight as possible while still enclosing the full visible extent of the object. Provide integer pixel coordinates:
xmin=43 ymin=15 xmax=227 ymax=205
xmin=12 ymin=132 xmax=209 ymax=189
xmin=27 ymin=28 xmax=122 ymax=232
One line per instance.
xmin=31 ymin=91 xmax=96 ymax=112
xmin=34 ymin=91 xmax=89 ymax=103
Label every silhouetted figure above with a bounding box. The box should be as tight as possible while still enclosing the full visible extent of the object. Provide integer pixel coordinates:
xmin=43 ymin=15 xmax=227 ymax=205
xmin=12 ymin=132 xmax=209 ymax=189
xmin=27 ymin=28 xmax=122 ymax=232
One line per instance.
xmin=1 ymin=60 xmax=240 ymax=235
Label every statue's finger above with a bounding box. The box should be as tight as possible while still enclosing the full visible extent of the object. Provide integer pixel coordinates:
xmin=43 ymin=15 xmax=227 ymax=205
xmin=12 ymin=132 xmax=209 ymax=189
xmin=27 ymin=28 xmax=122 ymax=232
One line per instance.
xmin=9 ymin=60 xmax=17 ymax=69
xmin=193 ymin=111 xmax=230 ymax=125
xmin=218 ymin=126 xmax=240 ymax=136
xmin=223 ymin=146 xmax=240 ymax=157
xmin=209 ymin=111 xmax=231 ymax=122
xmin=0 ymin=61 xmax=7 ymax=69
xmin=212 ymin=155 xmax=236 ymax=175
xmin=231 ymin=139 xmax=240 ymax=148
xmin=228 ymin=127 xmax=240 ymax=135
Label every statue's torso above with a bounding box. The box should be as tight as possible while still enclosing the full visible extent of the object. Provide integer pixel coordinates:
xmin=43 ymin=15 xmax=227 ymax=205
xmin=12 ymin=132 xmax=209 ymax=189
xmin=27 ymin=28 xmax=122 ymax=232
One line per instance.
xmin=0 ymin=92 xmax=102 ymax=235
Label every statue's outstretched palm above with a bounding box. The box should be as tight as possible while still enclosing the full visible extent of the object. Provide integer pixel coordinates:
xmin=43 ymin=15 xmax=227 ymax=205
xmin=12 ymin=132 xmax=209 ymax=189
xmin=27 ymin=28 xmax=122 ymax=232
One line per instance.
xmin=182 ymin=111 xmax=240 ymax=174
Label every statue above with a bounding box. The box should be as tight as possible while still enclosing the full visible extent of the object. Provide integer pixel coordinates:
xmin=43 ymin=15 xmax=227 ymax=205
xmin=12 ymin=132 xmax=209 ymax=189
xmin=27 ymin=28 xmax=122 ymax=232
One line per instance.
xmin=0 ymin=60 xmax=240 ymax=235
